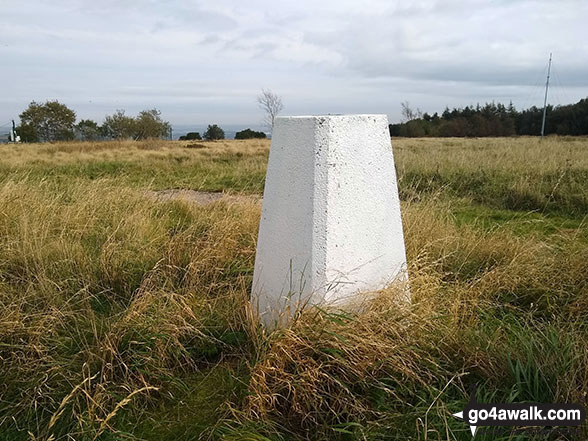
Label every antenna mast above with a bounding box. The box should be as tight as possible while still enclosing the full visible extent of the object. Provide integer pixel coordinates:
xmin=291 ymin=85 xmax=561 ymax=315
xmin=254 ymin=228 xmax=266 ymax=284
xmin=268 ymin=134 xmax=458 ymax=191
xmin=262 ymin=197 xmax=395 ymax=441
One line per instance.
xmin=540 ymin=53 xmax=552 ymax=139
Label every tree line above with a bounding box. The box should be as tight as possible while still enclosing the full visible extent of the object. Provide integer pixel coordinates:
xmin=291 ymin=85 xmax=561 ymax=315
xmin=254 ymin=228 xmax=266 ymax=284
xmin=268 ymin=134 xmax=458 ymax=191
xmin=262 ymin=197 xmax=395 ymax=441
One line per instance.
xmin=389 ymin=98 xmax=588 ymax=137
xmin=16 ymin=101 xmax=172 ymax=142
xmin=15 ymin=100 xmax=271 ymax=143
xmin=20 ymin=94 xmax=586 ymax=142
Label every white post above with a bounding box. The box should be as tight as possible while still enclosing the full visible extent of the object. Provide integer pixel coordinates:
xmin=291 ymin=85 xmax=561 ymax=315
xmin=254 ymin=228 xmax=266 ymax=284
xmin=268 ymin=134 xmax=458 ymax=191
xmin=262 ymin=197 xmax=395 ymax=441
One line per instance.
xmin=252 ymin=114 xmax=408 ymax=327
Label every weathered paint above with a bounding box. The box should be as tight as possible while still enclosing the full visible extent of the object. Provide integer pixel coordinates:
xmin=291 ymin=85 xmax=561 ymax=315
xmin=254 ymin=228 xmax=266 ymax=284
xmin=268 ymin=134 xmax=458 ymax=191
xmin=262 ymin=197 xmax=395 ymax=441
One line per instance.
xmin=252 ymin=114 xmax=408 ymax=326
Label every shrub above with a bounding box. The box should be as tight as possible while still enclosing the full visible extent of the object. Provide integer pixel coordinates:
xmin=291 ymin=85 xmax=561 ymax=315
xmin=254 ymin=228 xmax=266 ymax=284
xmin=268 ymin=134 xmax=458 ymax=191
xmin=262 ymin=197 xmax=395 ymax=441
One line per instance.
xmin=235 ymin=128 xmax=267 ymax=140
xmin=179 ymin=132 xmax=202 ymax=141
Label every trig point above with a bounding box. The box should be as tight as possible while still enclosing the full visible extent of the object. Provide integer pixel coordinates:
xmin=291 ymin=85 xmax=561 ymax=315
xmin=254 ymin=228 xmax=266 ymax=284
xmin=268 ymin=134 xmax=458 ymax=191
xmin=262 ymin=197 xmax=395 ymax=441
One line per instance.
xmin=252 ymin=114 xmax=408 ymax=327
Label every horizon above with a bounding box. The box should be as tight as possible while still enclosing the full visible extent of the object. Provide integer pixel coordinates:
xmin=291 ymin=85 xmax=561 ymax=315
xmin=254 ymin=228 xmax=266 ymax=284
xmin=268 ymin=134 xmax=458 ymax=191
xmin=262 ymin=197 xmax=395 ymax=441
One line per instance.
xmin=3 ymin=94 xmax=586 ymax=138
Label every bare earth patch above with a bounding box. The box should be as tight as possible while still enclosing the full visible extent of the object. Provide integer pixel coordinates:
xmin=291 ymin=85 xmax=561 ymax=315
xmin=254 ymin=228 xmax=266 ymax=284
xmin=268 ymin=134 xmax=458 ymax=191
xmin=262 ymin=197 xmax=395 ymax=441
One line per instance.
xmin=146 ymin=189 xmax=261 ymax=205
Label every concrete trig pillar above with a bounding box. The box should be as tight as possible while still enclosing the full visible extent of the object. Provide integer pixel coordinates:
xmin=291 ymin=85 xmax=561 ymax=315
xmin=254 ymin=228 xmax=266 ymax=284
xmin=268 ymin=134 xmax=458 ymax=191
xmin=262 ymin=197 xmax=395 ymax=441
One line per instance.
xmin=252 ymin=114 xmax=408 ymax=327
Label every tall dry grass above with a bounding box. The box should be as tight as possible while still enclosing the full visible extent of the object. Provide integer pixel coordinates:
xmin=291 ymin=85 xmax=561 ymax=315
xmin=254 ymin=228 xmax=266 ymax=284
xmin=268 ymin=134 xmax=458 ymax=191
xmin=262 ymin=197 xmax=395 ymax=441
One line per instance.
xmin=231 ymin=199 xmax=587 ymax=440
xmin=0 ymin=137 xmax=586 ymax=440
xmin=0 ymin=179 xmax=258 ymax=439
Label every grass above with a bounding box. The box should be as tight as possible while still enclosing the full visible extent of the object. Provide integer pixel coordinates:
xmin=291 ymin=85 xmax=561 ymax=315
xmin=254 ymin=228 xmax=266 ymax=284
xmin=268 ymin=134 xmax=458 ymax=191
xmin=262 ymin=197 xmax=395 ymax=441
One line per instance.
xmin=0 ymin=139 xmax=269 ymax=194
xmin=0 ymin=136 xmax=586 ymax=440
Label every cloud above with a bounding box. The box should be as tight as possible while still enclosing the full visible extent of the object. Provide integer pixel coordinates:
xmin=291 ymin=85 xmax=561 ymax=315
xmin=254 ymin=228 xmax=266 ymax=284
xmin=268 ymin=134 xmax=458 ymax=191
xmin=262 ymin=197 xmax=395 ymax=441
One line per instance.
xmin=0 ymin=0 xmax=587 ymax=126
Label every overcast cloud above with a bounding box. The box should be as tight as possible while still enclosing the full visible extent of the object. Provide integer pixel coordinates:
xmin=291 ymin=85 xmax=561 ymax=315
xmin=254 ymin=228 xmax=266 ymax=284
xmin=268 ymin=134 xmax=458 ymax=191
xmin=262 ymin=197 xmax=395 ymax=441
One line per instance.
xmin=1 ymin=0 xmax=587 ymax=127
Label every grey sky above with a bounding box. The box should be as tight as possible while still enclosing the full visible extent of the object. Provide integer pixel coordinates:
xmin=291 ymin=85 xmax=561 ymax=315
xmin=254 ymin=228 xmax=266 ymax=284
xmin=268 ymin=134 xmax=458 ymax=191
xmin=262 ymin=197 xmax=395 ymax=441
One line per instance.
xmin=1 ymin=0 xmax=587 ymax=127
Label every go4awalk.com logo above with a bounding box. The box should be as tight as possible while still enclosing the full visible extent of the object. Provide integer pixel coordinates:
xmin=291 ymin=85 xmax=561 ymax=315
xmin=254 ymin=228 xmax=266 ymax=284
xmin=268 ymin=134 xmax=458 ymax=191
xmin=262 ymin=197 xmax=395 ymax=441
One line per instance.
xmin=452 ymin=387 xmax=586 ymax=437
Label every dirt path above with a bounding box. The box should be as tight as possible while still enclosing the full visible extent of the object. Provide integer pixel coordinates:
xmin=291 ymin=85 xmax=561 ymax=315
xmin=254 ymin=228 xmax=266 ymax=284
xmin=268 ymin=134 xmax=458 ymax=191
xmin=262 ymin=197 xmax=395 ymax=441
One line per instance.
xmin=146 ymin=189 xmax=262 ymax=205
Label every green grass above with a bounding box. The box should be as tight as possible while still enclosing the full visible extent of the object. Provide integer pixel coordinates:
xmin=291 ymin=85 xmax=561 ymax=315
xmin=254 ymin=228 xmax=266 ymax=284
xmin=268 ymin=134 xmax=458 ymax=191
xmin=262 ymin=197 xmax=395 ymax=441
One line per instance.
xmin=451 ymin=202 xmax=587 ymax=240
xmin=0 ymin=137 xmax=586 ymax=440
xmin=130 ymin=365 xmax=250 ymax=441
xmin=0 ymin=141 xmax=268 ymax=194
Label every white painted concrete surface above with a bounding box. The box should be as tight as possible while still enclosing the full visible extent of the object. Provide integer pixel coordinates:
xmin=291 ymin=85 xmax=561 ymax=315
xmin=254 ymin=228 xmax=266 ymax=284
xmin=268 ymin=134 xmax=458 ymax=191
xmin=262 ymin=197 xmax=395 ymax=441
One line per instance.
xmin=252 ymin=114 xmax=408 ymax=326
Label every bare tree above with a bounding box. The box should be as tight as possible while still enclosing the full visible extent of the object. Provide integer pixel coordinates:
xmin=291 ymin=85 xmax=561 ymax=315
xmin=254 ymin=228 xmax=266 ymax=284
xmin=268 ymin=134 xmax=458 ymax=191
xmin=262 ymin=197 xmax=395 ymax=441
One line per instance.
xmin=400 ymin=101 xmax=422 ymax=122
xmin=257 ymin=88 xmax=284 ymax=132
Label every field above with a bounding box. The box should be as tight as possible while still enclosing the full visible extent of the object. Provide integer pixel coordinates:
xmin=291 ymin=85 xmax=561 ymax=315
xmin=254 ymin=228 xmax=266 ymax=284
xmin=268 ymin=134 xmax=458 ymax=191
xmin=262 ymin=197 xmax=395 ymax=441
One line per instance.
xmin=0 ymin=136 xmax=587 ymax=440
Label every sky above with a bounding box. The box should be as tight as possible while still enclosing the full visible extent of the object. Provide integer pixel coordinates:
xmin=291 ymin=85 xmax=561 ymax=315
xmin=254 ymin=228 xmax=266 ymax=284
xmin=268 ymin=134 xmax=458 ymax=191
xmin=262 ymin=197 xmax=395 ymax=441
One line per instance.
xmin=1 ymin=0 xmax=587 ymax=129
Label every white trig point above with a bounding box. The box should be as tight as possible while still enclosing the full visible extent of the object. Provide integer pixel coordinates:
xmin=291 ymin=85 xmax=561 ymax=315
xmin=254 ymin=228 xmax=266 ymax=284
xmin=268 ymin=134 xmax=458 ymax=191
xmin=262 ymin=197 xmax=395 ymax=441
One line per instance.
xmin=252 ymin=114 xmax=408 ymax=327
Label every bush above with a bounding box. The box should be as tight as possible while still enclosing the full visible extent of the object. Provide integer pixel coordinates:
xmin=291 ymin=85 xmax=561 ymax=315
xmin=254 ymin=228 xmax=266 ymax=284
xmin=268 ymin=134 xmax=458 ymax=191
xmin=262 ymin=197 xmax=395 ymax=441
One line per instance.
xmin=203 ymin=124 xmax=225 ymax=141
xmin=179 ymin=132 xmax=202 ymax=141
xmin=235 ymin=128 xmax=267 ymax=140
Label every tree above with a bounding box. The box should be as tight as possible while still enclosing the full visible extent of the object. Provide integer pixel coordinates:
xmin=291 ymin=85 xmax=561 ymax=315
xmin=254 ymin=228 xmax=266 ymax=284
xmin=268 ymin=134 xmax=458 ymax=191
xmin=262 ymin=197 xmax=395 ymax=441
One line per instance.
xmin=134 ymin=108 xmax=170 ymax=139
xmin=399 ymin=119 xmax=426 ymax=137
xmin=19 ymin=100 xmax=76 ymax=142
xmin=16 ymin=123 xmax=38 ymax=143
xmin=400 ymin=101 xmax=421 ymax=122
xmin=76 ymin=119 xmax=101 ymax=141
xmin=203 ymin=124 xmax=225 ymax=141
xmin=388 ymin=97 xmax=588 ymax=138
xmin=257 ymin=88 xmax=283 ymax=131
xmin=235 ymin=128 xmax=267 ymax=139
xmin=102 ymin=110 xmax=136 ymax=139
xmin=388 ymin=123 xmax=401 ymax=137
xmin=179 ymin=132 xmax=202 ymax=141
xmin=102 ymin=109 xmax=170 ymax=140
